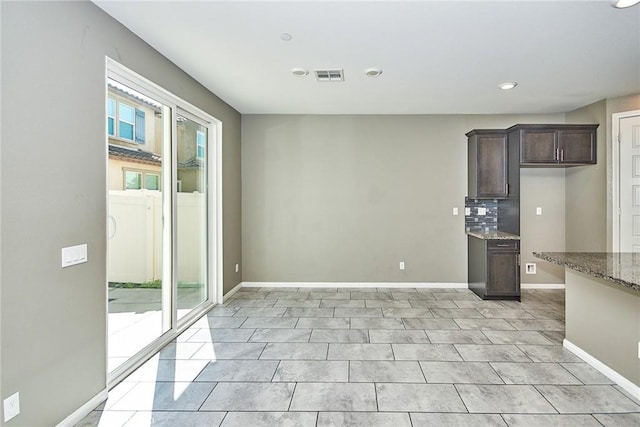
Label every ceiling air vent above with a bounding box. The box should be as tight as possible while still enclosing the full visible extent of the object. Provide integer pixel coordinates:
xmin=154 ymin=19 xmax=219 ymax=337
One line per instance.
xmin=314 ymin=69 xmax=344 ymax=82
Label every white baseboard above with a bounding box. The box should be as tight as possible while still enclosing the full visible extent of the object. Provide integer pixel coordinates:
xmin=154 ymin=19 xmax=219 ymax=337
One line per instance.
xmin=521 ymin=283 xmax=565 ymax=289
xmin=56 ymin=388 xmax=108 ymax=427
xmin=240 ymin=282 xmax=468 ymax=289
xmin=563 ymin=339 xmax=640 ymax=401
xmin=223 ymin=282 xmax=243 ymax=302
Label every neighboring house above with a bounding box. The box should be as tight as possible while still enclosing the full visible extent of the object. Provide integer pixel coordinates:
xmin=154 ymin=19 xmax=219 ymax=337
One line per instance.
xmin=107 ymin=81 xmax=206 ymax=193
xmin=176 ymin=116 xmax=207 ymax=193
xmin=107 ymin=81 xmax=163 ymax=191
xmin=107 ymin=83 xmax=207 ymax=285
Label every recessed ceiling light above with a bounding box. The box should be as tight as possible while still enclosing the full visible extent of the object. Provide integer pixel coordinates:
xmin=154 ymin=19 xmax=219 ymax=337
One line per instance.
xmin=280 ymin=33 xmax=292 ymax=41
xmin=365 ymin=68 xmax=383 ymax=78
xmin=498 ymin=82 xmax=518 ymax=90
xmin=611 ymin=0 xmax=640 ymax=8
xmin=291 ymin=67 xmax=308 ymax=77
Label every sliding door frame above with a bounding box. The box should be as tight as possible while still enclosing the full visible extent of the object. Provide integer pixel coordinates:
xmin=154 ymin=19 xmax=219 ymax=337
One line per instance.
xmin=105 ymin=58 xmax=223 ymax=387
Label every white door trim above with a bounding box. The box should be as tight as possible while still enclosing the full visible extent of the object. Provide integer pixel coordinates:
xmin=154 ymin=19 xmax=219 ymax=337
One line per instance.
xmin=612 ymin=110 xmax=640 ymax=252
xmin=105 ymin=58 xmax=223 ymax=387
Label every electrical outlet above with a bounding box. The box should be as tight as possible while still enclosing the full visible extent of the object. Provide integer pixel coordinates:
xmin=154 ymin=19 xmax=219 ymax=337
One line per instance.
xmin=477 ymin=207 xmax=487 ymax=216
xmin=399 ymin=261 xmax=405 ymax=270
xmin=4 ymin=392 xmax=20 ymax=422
xmin=235 ymin=263 xmax=239 ymax=273
xmin=525 ymin=263 xmax=537 ymax=275
xmin=452 ymin=207 xmax=459 ymax=216
xmin=464 ymin=207 xmax=471 ymax=216
xmin=536 ymin=207 xmax=543 ymax=216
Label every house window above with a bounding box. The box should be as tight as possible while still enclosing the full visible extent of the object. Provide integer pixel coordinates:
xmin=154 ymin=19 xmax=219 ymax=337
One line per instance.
xmin=107 ymin=98 xmax=116 ymax=136
xmin=124 ymin=170 xmax=160 ymax=191
xmin=196 ymin=130 xmax=206 ymax=159
xmin=119 ymin=103 xmax=135 ymax=141
xmin=145 ymin=174 xmax=159 ymax=191
xmin=108 ymin=97 xmax=146 ymax=144
xmin=124 ymin=171 xmax=142 ymax=190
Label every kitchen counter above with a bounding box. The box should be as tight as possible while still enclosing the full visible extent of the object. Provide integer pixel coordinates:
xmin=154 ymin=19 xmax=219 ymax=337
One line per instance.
xmin=466 ymin=231 xmax=520 ymax=240
xmin=533 ymin=252 xmax=639 ymax=292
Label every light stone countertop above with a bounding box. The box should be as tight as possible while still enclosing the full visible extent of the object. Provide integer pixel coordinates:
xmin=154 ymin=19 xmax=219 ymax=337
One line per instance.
xmin=466 ymin=231 xmax=520 ymax=240
xmin=533 ymin=252 xmax=640 ymax=292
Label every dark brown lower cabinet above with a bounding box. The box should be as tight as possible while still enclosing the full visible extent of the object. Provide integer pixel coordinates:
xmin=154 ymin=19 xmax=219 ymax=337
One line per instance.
xmin=468 ymin=236 xmax=520 ymax=301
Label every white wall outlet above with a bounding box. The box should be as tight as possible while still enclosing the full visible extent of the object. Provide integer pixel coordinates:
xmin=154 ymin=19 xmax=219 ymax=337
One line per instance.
xmin=235 ymin=263 xmax=239 ymax=273
xmin=477 ymin=207 xmax=487 ymax=216
xmin=637 ymin=341 xmax=640 ymax=359
xmin=536 ymin=207 xmax=543 ymax=216
xmin=3 ymin=392 xmax=20 ymax=422
xmin=464 ymin=207 xmax=471 ymax=216
xmin=61 ymin=244 xmax=88 ymax=268
xmin=452 ymin=207 xmax=459 ymax=216
xmin=525 ymin=263 xmax=537 ymax=274
xmin=399 ymin=261 xmax=405 ymax=270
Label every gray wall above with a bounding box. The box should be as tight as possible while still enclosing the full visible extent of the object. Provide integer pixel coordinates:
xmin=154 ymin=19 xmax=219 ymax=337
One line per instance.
xmin=565 ymin=270 xmax=640 ymax=387
xmin=1 ymin=2 xmax=241 ymax=426
xmin=520 ymin=169 xmax=566 ymax=284
xmin=563 ymin=94 xmax=640 ymax=253
xmin=565 ymin=100 xmax=607 ymax=252
xmin=242 ymin=113 xmax=565 ymax=285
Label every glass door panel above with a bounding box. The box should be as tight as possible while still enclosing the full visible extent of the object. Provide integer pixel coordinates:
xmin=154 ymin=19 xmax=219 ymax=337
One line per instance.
xmin=176 ymin=113 xmax=208 ymax=319
xmin=106 ymin=61 xmax=218 ymax=386
xmin=106 ymin=79 xmax=170 ymax=373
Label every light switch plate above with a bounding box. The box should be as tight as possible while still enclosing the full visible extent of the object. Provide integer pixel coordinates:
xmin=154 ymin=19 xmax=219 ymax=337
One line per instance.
xmin=452 ymin=207 xmax=459 ymax=216
xmin=61 ymin=244 xmax=88 ymax=268
xmin=399 ymin=261 xmax=405 ymax=270
xmin=536 ymin=207 xmax=543 ymax=216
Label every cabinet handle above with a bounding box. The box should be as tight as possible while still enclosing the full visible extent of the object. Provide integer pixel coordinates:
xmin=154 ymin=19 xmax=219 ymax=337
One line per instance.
xmin=560 ymin=149 xmax=564 ymax=162
xmin=496 ymin=244 xmax=511 ymax=247
xmin=505 ymin=183 xmax=508 ymax=195
xmin=517 ymin=254 xmax=521 ymax=266
xmin=554 ymin=148 xmax=559 ymax=161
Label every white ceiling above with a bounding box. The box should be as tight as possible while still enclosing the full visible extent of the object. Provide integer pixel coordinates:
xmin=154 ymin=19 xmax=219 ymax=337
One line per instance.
xmin=94 ymin=0 xmax=640 ymax=115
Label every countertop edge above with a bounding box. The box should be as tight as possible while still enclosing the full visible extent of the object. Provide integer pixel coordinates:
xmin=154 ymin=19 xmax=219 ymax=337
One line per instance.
xmin=533 ymin=252 xmax=639 ymax=292
xmin=466 ymin=231 xmax=520 ymax=240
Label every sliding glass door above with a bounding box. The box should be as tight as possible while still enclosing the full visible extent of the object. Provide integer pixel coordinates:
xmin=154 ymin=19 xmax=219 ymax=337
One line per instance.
xmin=106 ymin=79 xmax=170 ymax=373
xmin=176 ymin=112 xmax=209 ymax=320
xmin=106 ymin=60 xmax=219 ymax=384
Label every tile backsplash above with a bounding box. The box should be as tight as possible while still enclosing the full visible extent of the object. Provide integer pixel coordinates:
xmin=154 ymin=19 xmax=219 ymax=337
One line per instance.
xmin=465 ymin=198 xmax=498 ymax=232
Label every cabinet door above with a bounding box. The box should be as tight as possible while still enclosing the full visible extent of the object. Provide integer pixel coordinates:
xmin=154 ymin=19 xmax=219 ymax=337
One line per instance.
xmin=477 ymin=134 xmax=508 ymax=197
xmin=487 ymin=252 xmax=520 ymax=296
xmin=521 ymin=130 xmax=557 ymax=163
xmin=558 ymin=129 xmax=596 ymax=164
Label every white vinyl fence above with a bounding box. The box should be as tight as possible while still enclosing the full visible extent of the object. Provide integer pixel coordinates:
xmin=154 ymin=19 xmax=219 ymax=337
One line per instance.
xmin=108 ymin=190 xmax=205 ymax=284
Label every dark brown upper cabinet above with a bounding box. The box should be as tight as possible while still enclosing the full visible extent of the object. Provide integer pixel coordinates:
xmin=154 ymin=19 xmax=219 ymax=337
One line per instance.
xmin=508 ymin=124 xmax=598 ymax=166
xmin=467 ymin=129 xmax=509 ymax=199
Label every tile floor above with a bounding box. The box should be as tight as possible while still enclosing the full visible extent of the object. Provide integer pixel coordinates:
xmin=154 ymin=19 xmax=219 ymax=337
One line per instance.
xmin=78 ymin=287 xmax=640 ymax=426
xmin=108 ymin=287 xmax=206 ymax=371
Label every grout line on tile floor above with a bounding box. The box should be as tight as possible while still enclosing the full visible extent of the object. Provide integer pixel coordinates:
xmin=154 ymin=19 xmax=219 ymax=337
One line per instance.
xmin=452 ymin=383 xmax=470 ymax=414
xmin=197 ymin=381 xmax=218 ymax=412
xmin=287 ymin=382 xmax=298 ymax=411
xmin=532 ymin=384 xmax=561 ymax=414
